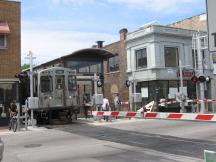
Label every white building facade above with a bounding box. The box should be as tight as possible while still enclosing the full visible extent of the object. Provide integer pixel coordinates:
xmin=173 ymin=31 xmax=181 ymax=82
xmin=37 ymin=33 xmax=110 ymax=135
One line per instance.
xmin=126 ymin=25 xmax=214 ymax=111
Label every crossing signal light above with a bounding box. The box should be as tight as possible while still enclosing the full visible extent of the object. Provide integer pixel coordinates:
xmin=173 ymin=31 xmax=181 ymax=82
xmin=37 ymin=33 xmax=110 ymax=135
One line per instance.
xmin=199 ymin=76 xmax=206 ymax=82
xmin=125 ymin=80 xmax=130 ymax=87
xmin=15 ymin=72 xmax=28 ymax=82
xmin=98 ymin=73 xmax=104 ymax=80
xmin=97 ymin=80 xmax=102 ymax=87
xmin=206 ymin=76 xmax=211 ymax=83
xmin=191 ymin=76 xmax=198 ymax=83
xmin=191 ymin=75 xmax=211 ymax=83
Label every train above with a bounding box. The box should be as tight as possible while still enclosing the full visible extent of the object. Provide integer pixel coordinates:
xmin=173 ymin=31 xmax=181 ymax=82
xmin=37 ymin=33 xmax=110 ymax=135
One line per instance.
xmin=20 ymin=67 xmax=80 ymax=124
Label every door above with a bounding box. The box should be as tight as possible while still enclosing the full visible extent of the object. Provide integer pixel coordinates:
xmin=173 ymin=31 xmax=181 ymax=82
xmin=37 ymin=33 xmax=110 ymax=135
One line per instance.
xmin=55 ymin=75 xmax=65 ymax=107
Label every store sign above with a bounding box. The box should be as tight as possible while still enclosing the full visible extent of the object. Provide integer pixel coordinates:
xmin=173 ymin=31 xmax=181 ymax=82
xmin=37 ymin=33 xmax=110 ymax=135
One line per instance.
xmin=176 ymin=70 xmax=194 ymax=78
xmin=206 ymin=0 xmax=216 ymax=52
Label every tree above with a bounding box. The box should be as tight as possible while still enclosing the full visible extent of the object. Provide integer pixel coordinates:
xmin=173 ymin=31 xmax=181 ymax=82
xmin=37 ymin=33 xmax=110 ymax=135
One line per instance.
xmin=21 ymin=64 xmax=30 ymax=70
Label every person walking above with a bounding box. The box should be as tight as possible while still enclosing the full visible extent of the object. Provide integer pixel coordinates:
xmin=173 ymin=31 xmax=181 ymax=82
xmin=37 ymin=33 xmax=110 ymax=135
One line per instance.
xmin=101 ymin=97 xmax=110 ymax=121
xmin=114 ymin=94 xmax=121 ymax=111
xmin=83 ymin=94 xmax=91 ymax=119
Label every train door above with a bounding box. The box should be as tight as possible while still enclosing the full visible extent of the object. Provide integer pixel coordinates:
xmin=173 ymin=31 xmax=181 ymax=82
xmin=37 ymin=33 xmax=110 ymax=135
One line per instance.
xmin=55 ymin=75 xmax=65 ymax=107
xmin=77 ymin=81 xmax=92 ymax=104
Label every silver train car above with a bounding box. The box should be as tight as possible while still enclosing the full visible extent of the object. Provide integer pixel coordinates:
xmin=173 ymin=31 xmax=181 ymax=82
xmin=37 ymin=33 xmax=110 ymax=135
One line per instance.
xmin=32 ymin=67 xmax=80 ymax=123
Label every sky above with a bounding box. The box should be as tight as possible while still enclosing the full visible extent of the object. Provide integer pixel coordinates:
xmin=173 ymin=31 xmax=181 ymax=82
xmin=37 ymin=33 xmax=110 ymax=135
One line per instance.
xmin=21 ymin=0 xmax=206 ymax=65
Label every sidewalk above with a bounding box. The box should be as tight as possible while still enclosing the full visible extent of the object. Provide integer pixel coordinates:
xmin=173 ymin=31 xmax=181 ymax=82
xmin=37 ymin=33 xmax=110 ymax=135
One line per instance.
xmin=0 ymin=126 xmax=47 ymax=136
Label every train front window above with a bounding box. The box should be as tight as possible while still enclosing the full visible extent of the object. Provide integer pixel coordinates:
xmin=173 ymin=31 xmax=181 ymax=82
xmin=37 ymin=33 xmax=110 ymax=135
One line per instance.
xmin=68 ymin=75 xmax=76 ymax=91
xmin=41 ymin=76 xmax=53 ymax=93
xmin=56 ymin=78 xmax=63 ymax=89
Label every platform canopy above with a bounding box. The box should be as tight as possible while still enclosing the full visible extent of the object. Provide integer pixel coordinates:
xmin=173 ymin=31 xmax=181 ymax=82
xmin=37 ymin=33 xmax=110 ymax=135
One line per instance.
xmin=62 ymin=48 xmax=115 ymax=59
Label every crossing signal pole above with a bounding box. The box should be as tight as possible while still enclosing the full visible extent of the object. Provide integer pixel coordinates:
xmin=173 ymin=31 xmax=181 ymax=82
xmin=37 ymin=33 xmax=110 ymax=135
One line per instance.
xmin=25 ymin=51 xmax=36 ymax=125
xmin=192 ymin=33 xmax=208 ymax=113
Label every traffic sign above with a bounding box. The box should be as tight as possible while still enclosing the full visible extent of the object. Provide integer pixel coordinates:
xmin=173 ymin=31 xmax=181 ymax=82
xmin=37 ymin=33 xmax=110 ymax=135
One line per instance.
xmin=206 ymin=0 xmax=216 ymax=52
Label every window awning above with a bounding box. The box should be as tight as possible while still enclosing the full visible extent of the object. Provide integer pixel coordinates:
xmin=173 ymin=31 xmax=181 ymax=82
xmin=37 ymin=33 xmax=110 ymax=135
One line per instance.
xmin=0 ymin=22 xmax=10 ymax=34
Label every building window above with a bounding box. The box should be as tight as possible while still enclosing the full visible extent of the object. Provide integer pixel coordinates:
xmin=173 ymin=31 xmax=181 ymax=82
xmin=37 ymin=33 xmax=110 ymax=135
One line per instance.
xmin=192 ymin=49 xmax=205 ymax=69
xmin=192 ymin=49 xmax=198 ymax=69
xmin=0 ymin=83 xmax=18 ymax=104
xmin=0 ymin=34 xmax=6 ymax=48
xmin=66 ymin=61 xmax=102 ymax=74
xmin=108 ymin=55 xmax=119 ymax=72
xmin=136 ymin=48 xmax=147 ymax=69
xmin=165 ymin=47 xmax=179 ymax=67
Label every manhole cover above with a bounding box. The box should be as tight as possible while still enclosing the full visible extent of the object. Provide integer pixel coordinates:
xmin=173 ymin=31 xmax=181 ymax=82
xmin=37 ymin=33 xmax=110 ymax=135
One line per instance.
xmin=24 ymin=144 xmax=42 ymax=148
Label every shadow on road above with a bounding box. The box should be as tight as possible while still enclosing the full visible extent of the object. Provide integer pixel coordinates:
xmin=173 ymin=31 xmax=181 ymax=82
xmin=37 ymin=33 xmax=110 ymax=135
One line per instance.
xmin=48 ymin=123 xmax=216 ymax=160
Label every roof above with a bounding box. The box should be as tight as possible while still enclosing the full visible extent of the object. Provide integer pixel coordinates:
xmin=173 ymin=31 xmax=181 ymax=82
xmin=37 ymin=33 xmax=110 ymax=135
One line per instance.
xmin=62 ymin=48 xmax=115 ymax=59
xmin=34 ymin=48 xmax=115 ymax=69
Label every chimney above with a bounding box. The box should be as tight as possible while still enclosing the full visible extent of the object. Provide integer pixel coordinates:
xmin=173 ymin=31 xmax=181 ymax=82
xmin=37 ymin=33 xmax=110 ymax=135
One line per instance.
xmin=119 ymin=28 xmax=128 ymax=40
xmin=96 ymin=41 xmax=104 ymax=48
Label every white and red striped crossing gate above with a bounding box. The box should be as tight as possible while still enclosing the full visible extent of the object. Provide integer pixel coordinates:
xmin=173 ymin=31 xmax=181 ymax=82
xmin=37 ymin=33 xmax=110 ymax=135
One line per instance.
xmin=89 ymin=111 xmax=216 ymax=122
xmin=89 ymin=111 xmax=143 ymax=118
xmin=144 ymin=112 xmax=216 ymax=122
xmin=121 ymin=102 xmax=129 ymax=105
xmin=192 ymin=99 xmax=216 ymax=103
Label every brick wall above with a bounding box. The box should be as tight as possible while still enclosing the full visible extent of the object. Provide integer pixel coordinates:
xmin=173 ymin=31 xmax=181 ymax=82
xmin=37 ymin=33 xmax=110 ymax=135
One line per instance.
xmin=169 ymin=13 xmax=207 ymax=32
xmin=103 ymin=29 xmax=129 ymax=111
xmin=169 ymin=14 xmax=216 ymax=62
xmin=0 ymin=1 xmax=21 ymax=79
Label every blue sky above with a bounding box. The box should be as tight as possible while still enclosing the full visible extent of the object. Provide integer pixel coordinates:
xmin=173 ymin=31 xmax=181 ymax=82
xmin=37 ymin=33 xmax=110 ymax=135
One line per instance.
xmin=21 ymin=0 xmax=206 ymax=65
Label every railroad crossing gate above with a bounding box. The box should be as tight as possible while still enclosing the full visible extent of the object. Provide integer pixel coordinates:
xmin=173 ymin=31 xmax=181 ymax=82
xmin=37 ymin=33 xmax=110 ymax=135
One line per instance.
xmin=206 ymin=0 xmax=216 ymax=52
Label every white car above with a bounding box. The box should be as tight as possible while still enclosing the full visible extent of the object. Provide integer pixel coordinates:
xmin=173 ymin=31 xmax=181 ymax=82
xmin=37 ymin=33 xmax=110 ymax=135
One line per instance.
xmin=0 ymin=137 xmax=4 ymax=161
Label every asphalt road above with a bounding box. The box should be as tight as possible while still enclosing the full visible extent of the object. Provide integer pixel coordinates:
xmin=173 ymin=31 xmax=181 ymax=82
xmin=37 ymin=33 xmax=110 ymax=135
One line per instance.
xmin=1 ymin=118 xmax=216 ymax=162
xmin=56 ymin=119 xmax=216 ymax=160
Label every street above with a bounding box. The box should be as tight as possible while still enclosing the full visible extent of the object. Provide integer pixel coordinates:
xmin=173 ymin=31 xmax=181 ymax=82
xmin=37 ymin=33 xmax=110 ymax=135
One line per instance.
xmin=1 ymin=118 xmax=216 ymax=162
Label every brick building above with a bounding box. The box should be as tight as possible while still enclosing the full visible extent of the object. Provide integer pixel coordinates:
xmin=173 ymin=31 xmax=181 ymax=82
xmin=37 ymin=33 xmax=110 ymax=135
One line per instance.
xmin=103 ymin=29 xmax=129 ymax=110
xmin=168 ymin=14 xmax=216 ymax=63
xmin=169 ymin=13 xmax=207 ymax=32
xmin=0 ymin=0 xmax=21 ymax=118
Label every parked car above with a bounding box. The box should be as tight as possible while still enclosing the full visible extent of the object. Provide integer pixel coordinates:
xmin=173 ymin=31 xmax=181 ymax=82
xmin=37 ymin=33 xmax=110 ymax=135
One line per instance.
xmin=0 ymin=137 xmax=4 ymax=161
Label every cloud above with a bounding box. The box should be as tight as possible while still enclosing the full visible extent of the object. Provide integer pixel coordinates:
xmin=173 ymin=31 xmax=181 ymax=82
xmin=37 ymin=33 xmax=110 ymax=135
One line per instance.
xmin=52 ymin=0 xmax=96 ymax=5
xmin=21 ymin=20 xmax=118 ymax=65
xmin=107 ymin=0 xmax=203 ymax=13
xmin=52 ymin=0 xmax=203 ymax=13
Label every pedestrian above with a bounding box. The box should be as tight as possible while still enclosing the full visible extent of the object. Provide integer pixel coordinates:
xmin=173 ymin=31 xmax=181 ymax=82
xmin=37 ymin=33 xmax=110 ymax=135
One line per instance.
xmin=114 ymin=93 xmax=121 ymax=111
xmin=83 ymin=94 xmax=91 ymax=119
xmin=159 ymin=96 xmax=166 ymax=107
xmin=101 ymin=97 xmax=110 ymax=121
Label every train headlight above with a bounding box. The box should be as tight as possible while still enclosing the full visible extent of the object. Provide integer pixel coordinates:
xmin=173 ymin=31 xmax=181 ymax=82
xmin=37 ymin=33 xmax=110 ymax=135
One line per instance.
xmin=49 ymin=96 xmax=52 ymax=100
xmin=69 ymin=96 xmax=72 ymax=99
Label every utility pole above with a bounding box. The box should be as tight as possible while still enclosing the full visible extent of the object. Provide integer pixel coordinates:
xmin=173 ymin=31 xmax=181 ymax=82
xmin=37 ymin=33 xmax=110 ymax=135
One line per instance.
xmin=179 ymin=60 xmax=186 ymax=113
xmin=94 ymin=73 xmax=98 ymax=96
xmin=193 ymin=33 xmax=208 ymax=113
xmin=25 ymin=51 xmax=36 ymax=125
xmin=132 ymin=70 xmax=136 ymax=111
xmin=197 ymin=34 xmax=206 ymax=113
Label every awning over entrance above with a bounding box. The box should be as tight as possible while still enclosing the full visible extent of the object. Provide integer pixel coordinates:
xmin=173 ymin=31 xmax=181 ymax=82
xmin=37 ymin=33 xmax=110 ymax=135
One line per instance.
xmin=0 ymin=22 xmax=10 ymax=34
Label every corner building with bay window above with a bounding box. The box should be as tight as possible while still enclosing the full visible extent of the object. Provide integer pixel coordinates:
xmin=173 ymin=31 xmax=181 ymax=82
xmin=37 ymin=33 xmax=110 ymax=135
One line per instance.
xmin=126 ymin=25 xmax=214 ymax=111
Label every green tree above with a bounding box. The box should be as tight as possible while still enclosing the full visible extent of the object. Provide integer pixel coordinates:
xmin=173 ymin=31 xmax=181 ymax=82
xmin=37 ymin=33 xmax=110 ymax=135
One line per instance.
xmin=21 ymin=64 xmax=30 ymax=70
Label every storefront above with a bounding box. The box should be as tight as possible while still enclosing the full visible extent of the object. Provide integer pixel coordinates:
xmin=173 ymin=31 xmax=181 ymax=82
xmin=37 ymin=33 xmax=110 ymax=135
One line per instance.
xmin=136 ymin=79 xmax=196 ymax=104
xmin=126 ymin=24 xmax=214 ymax=111
xmin=0 ymin=80 xmax=19 ymax=125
